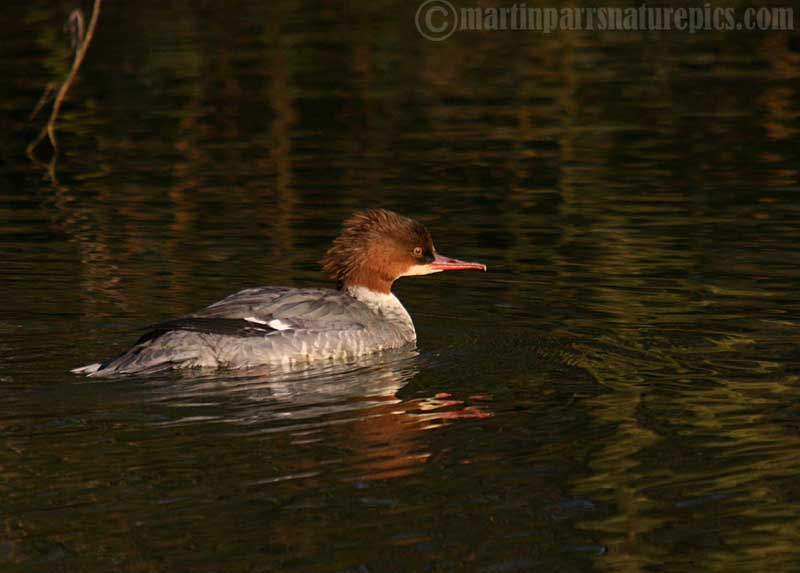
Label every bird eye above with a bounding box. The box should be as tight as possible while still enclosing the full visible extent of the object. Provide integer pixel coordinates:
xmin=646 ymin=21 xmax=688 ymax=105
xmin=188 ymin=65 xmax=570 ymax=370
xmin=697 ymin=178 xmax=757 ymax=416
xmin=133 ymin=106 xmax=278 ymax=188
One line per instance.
xmin=413 ymin=247 xmax=423 ymax=257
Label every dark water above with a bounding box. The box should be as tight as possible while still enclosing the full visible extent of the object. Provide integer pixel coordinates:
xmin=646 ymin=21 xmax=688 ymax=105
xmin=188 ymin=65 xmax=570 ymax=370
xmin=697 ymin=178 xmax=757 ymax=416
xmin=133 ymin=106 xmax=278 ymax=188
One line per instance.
xmin=3 ymin=1 xmax=800 ymax=570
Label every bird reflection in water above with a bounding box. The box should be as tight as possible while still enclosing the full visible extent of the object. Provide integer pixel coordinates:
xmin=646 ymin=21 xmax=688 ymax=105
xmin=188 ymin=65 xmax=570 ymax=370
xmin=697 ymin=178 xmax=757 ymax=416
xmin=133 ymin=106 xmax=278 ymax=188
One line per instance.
xmin=128 ymin=350 xmax=492 ymax=482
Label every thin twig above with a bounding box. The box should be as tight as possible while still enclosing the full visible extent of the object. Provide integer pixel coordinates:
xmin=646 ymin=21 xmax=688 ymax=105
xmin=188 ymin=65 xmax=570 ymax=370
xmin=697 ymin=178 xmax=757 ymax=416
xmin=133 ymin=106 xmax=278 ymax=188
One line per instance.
xmin=29 ymin=84 xmax=57 ymax=121
xmin=66 ymin=10 xmax=86 ymax=51
xmin=27 ymin=0 xmax=102 ymax=162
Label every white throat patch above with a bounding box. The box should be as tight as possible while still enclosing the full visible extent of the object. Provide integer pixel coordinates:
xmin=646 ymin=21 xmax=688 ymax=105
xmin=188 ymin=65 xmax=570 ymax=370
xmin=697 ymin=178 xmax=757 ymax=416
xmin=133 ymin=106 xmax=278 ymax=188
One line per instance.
xmin=399 ymin=264 xmax=441 ymax=277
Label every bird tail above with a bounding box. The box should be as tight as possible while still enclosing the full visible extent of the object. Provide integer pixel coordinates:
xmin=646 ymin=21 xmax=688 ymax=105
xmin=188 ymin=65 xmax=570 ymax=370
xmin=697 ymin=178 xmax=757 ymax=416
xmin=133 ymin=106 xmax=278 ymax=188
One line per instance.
xmin=70 ymin=362 xmax=104 ymax=376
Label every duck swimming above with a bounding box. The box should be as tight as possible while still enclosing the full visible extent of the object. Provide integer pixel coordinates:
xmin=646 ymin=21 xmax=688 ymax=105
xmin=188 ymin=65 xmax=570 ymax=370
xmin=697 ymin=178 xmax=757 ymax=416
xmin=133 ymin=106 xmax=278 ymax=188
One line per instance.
xmin=72 ymin=209 xmax=486 ymax=377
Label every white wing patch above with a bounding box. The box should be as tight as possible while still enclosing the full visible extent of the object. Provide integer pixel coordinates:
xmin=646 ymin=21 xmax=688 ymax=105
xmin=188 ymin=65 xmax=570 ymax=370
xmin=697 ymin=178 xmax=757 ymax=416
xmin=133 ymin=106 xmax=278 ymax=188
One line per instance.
xmin=245 ymin=316 xmax=293 ymax=331
xmin=267 ymin=319 xmax=293 ymax=331
xmin=245 ymin=316 xmax=292 ymax=332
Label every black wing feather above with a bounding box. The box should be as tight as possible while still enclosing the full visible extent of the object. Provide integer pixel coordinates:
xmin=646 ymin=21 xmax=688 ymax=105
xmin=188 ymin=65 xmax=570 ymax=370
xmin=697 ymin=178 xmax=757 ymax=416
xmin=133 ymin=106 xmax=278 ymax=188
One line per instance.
xmin=137 ymin=317 xmax=277 ymax=343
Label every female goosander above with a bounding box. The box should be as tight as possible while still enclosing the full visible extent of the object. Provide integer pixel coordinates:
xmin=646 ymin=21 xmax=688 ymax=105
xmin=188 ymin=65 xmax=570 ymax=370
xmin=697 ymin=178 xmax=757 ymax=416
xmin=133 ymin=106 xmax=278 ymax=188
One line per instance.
xmin=73 ymin=209 xmax=486 ymax=377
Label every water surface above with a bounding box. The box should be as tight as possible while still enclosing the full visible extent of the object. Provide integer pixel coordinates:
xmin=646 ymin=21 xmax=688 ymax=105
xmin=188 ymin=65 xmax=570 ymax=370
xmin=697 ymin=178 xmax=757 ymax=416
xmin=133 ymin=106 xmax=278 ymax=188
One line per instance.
xmin=2 ymin=1 xmax=800 ymax=571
